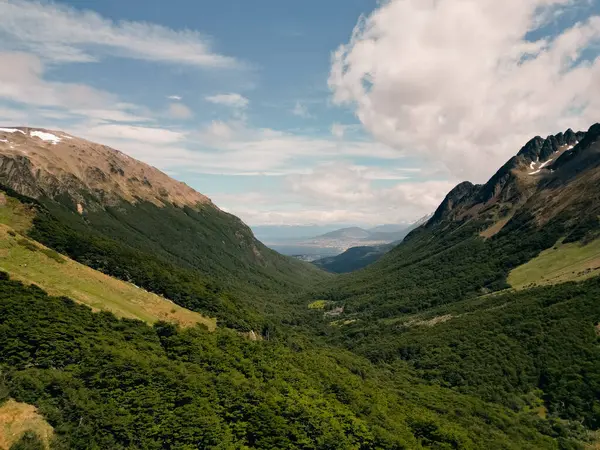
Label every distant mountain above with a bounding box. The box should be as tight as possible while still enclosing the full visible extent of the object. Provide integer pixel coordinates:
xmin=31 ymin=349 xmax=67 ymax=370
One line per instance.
xmin=313 ymin=242 xmax=395 ymax=273
xmin=251 ymin=224 xmax=344 ymax=243
xmin=316 ymin=227 xmax=372 ymax=240
xmin=312 ymin=215 xmax=432 ymax=273
xmin=368 ymin=223 xmax=410 ymax=233
xmin=301 ymin=225 xmax=412 ymax=254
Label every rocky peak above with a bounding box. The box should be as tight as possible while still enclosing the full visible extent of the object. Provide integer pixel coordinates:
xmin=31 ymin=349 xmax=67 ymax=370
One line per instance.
xmin=550 ymin=124 xmax=600 ymax=174
xmin=428 ymin=181 xmax=480 ymax=226
xmin=516 ymin=129 xmax=586 ymax=166
xmin=427 ymin=125 xmax=594 ymax=229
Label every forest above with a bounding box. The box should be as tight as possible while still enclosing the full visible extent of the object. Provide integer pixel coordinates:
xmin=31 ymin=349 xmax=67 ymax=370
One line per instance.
xmin=0 ymin=273 xmax=589 ymax=449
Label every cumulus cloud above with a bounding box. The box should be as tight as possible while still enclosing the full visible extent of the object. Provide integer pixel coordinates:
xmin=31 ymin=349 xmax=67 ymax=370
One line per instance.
xmin=209 ymin=163 xmax=452 ymax=225
xmin=287 ymin=163 xmax=450 ymax=212
xmin=167 ymin=103 xmax=193 ymax=119
xmin=168 ymin=95 xmax=183 ymax=101
xmin=0 ymin=0 xmax=239 ymax=68
xmin=205 ymin=93 xmax=249 ymax=109
xmin=330 ymin=0 xmax=600 ymax=181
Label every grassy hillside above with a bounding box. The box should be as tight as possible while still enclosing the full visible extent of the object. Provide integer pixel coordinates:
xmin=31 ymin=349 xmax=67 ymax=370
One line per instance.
xmin=0 ymin=191 xmax=215 ymax=330
xmin=508 ymin=237 xmax=600 ymax=289
xmin=0 ymin=226 xmax=214 ymax=329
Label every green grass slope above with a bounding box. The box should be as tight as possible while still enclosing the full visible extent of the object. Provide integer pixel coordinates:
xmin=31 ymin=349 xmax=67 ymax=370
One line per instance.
xmin=508 ymin=237 xmax=600 ymax=289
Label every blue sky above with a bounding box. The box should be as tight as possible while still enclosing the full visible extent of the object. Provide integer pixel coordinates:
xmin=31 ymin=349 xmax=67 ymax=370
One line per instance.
xmin=0 ymin=0 xmax=599 ymax=226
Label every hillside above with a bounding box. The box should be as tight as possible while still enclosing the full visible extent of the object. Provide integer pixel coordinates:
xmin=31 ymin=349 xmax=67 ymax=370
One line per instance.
xmin=313 ymin=242 xmax=395 ymax=273
xmin=319 ymin=125 xmax=599 ymax=317
xmin=0 ymin=127 xmax=328 ymax=330
xmin=0 ymin=273 xmax=585 ymax=448
xmin=0 ymin=191 xmax=214 ymax=329
xmin=304 ymin=124 xmax=600 ymax=436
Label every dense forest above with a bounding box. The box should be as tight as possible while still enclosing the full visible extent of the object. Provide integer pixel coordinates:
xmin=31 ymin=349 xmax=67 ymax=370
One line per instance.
xmin=0 ymin=274 xmax=590 ymax=449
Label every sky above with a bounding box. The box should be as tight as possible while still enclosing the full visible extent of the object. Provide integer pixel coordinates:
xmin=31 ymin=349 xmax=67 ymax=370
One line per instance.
xmin=0 ymin=0 xmax=599 ymax=226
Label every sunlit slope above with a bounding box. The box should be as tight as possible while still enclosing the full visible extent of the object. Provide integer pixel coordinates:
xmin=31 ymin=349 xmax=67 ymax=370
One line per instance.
xmin=0 ymin=399 xmax=53 ymax=450
xmin=0 ymin=195 xmax=215 ymax=329
xmin=508 ymin=237 xmax=600 ymax=289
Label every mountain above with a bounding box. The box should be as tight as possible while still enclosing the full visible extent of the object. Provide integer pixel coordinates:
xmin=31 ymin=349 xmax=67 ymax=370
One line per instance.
xmin=251 ymin=224 xmax=344 ymax=243
xmin=316 ymin=226 xmax=372 ymax=240
xmin=427 ymin=128 xmax=587 ymax=231
xmin=0 ymin=126 xmax=327 ymax=329
xmin=323 ymin=126 xmax=598 ymax=319
xmin=312 ymin=242 xmax=395 ymax=273
xmin=302 ymin=225 xmax=413 ymax=252
xmin=313 ymin=214 xmax=432 ymax=273
xmin=368 ymin=223 xmax=409 ymax=233
xmin=309 ymin=124 xmax=600 ymax=440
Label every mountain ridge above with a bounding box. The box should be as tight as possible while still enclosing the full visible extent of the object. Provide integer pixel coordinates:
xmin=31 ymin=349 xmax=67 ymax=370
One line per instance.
xmin=0 ymin=126 xmax=212 ymax=211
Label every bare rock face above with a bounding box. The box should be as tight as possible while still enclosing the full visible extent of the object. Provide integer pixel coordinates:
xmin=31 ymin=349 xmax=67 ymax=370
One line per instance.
xmin=0 ymin=127 xmax=212 ymax=210
xmin=426 ymin=126 xmax=593 ymax=231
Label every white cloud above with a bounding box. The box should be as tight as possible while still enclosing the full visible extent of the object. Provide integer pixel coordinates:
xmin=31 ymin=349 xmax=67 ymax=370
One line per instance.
xmin=182 ymin=120 xmax=409 ymax=175
xmin=332 ymin=122 xmax=361 ymax=139
xmin=330 ymin=0 xmax=600 ymax=181
xmin=208 ymin=164 xmax=452 ymax=225
xmin=79 ymin=124 xmax=185 ymax=145
xmin=0 ymin=52 xmax=113 ymax=109
xmin=0 ymin=0 xmax=239 ymax=68
xmin=167 ymin=103 xmax=193 ymax=119
xmin=168 ymin=95 xmax=182 ymax=101
xmin=205 ymin=93 xmax=249 ymax=109
xmin=291 ymin=101 xmax=312 ymax=118
xmin=0 ymin=52 xmax=152 ymax=124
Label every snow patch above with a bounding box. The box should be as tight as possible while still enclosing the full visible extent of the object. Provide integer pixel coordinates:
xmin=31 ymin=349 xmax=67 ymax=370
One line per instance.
xmin=0 ymin=128 xmax=25 ymax=134
xmin=539 ymin=159 xmax=553 ymax=169
xmin=30 ymin=130 xmax=61 ymax=144
xmin=528 ymin=169 xmax=541 ymax=175
xmin=529 ymin=161 xmax=536 ymax=169
xmin=0 ymin=139 xmax=7 ymax=143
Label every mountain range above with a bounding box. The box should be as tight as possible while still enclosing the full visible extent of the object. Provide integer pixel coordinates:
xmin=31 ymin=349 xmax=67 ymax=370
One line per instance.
xmin=0 ymin=124 xmax=600 ymax=448
xmin=312 ymin=215 xmax=432 ymax=273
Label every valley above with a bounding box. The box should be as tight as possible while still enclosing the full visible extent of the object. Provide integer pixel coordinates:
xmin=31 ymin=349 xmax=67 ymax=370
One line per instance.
xmin=1 ymin=0 xmax=600 ymax=448
xmin=0 ymin=124 xmax=600 ymax=448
